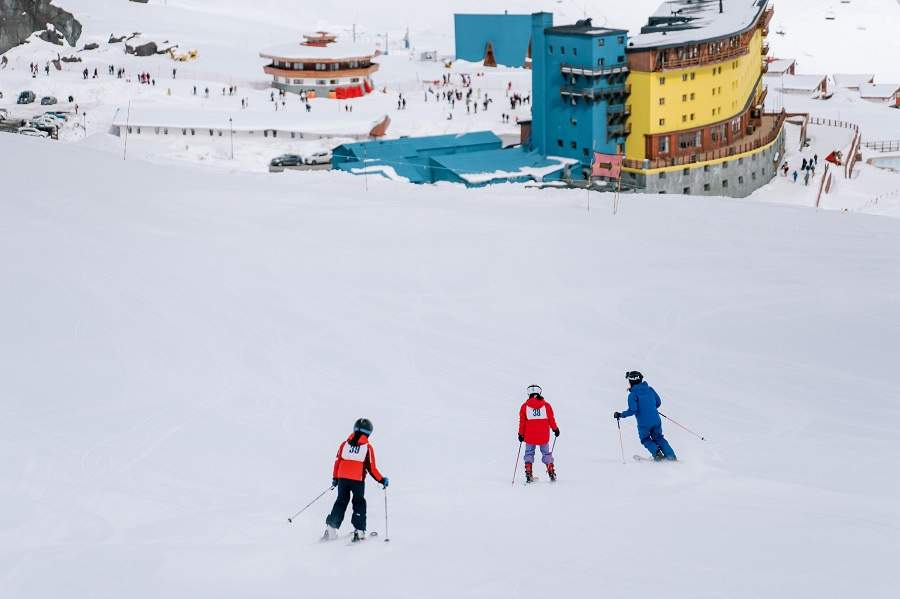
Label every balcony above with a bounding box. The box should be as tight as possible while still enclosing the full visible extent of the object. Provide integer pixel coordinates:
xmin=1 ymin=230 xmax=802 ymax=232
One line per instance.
xmin=623 ymin=111 xmax=786 ymax=170
xmin=658 ymin=45 xmax=749 ymax=71
xmin=761 ymin=60 xmax=769 ymax=74
xmin=607 ymin=123 xmax=631 ymax=138
xmin=606 ymin=103 xmax=630 ymax=117
xmin=560 ymin=63 xmax=629 ymax=77
xmin=761 ymin=6 xmax=775 ymax=36
xmin=762 ymin=42 xmax=770 ymax=56
xmin=561 ymin=84 xmax=630 ymax=101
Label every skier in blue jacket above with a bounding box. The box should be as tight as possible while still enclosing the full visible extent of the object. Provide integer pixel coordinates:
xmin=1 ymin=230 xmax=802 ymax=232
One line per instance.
xmin=615 ymin=371 xmax=677 ymax=461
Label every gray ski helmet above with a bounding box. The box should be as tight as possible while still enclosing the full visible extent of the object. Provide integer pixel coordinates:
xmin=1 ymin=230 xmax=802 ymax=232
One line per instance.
xmin=353 ymin=418 xmax=373 ymax=436
xmin=626 ymin=371 xmax=644 ymax=385
xmin=527 ymin=384 xmax=543 ymax=398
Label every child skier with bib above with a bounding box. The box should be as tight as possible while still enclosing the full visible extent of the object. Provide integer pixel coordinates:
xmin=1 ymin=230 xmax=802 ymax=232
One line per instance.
xmin=518 ymin=385 xmax=560 ymax=483
xmin=323 ymin=418 xmax=389 ymax=542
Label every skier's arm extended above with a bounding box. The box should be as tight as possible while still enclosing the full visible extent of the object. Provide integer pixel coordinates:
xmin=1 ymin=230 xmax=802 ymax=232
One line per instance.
xmin=618 ymin=392 xmax=638 ymax=419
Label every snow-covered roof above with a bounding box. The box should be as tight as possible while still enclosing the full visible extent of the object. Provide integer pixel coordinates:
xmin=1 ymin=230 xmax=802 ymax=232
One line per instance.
xmin=859 ymin=83 xmax=900 ymax=98
xmin=111 ymin=107 xmax=385 ymax=136
xmin=833 ymin=73 xmax=875 ymax=88
xmin=260 ymin=42 xmax=377 ymax=61
xmin=766 ymin=58 xmax=795 ymax=74
xmin=629 ymin=0 xmax=769 ymax=50
xmin=779 ymin=74 xmax=826 ymax=91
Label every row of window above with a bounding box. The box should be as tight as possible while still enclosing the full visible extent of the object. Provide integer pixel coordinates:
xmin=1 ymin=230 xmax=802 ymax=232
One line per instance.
xmin=656 ymin=117 xmax=745 ymax=153
xmin=657 ymin=60 xmax=742 ymax=85
xmin=548 ymin=35 xmax=625 ymax=56
xmin=274 ymin=77 xmax=362 ymax=85
xmin=273 ymin=60 xmax=367 ymax=70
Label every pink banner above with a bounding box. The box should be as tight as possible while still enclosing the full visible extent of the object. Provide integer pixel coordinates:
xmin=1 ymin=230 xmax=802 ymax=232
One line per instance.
xmin=592 ymin=152 xmax=623 ymax=179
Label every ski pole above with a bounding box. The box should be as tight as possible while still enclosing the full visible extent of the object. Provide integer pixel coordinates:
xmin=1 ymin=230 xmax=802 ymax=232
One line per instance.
xmin=617 ymin=418 xmax=626 ymax=464
xmin=511 ymin=441 xmax=522 ymax=485
xmin=383 ymin=488 xmax=390 ymax=542
xmin=287 ymin=485 xmax=334 ymax=524
xmin=659 ymin=412 xmax=706 ymax=441
xmin=551 ymin=436 xmax=557 ymax=454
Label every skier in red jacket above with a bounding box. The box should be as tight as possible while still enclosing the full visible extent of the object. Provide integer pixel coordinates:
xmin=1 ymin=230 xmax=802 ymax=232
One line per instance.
xmin=518 ymin=385 xmax=559 ymax=483
xmin=323 ymin=418 xmax=388 ymax=542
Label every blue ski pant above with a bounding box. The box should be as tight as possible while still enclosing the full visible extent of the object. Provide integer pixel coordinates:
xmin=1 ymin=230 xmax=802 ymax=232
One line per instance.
xmin=326 ymin=479 xmax=366 ymax=531
xmin=524 ymin=443 xmax=553 ymax=465
xmin=639 ymin=424 xmax=676 ymax=459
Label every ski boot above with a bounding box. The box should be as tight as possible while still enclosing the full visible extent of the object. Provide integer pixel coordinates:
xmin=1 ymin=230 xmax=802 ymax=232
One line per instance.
xmin=321 ymin=525 xmax=338 ymax=541
xmin=546 ymin=463 xmax=557 ymax=482
xmin=653 ymin=449 xmax=666 ymax=462
xmin=352 ymin=529 xmax=367 ymax=543
xmin=524 ymin=462 xmax=534 ymax=484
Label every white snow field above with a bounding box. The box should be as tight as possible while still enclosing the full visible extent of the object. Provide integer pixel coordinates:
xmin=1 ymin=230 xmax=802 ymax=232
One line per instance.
xmin=2 ymin=131 xmax=899 ymax=599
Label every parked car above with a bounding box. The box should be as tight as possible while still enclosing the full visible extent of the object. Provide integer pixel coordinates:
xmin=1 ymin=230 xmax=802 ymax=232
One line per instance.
xmin=304 ymin=150 xmax=333 ymax=165
xmin=44 ymin=111 xmax=69 ymax=120
xmin=0 ymin=108 xmax=8 ymax=121
xmin=39 ymin=112 xmax=66 ymax=125
xmin=40 ymin=96 xmax=58 ymax=105
xmin=29 ymin=117 xmax=59 ymax=133
xmin=17 ymin=90 xmax=36 ymax=104
xmin=270 ymin=154 xmax=303 ymax=168
xmin=18 ymin=126 xmax=49 ymax=138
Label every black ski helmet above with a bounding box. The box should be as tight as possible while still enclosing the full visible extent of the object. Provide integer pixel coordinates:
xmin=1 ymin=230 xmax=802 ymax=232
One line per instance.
xmin=527 ymin=384 xmax=543 ymax=398
xmin=626 ymin=371 xmax=644 ymax=386
xmin=353 ymin=418 xmax=373 ymax=436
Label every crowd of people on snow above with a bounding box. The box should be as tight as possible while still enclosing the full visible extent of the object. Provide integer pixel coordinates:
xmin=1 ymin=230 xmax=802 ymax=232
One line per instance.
xmin=319 ymin=371 xmax=678 ymax=543
xmin=781 ymin=153 xmax=819 ymax=186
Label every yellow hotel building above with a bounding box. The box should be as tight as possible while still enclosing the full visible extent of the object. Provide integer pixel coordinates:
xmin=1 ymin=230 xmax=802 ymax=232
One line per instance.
xmin=623 ymin=0 xmax=784 ymax=196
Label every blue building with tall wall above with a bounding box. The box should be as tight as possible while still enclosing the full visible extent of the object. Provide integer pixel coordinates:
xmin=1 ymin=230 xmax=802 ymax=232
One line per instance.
xmin=529 ymin=14 xmax=630 ymax=179
xmin=454 ymin=13 xmax=533 ymax=68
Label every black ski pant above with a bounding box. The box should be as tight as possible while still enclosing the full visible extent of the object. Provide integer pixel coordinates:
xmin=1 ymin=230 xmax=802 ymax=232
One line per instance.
xmin=326 ymin=479 xmax=366 ymax=531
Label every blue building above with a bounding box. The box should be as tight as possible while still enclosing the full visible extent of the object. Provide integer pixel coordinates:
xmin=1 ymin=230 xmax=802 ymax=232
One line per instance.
xmin=332 ymin=132 xmax=575 ymax=187
xmin=530 ymin=14 xmax=630 ymax=178
xmin=454 ymin=14 xmax=533 ymax=68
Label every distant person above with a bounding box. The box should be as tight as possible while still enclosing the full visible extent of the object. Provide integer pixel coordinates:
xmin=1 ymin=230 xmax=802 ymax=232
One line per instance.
xmin=793 ymin=170 xmax=798 ymax=183
xmin=518 ymin=385 xmax=559 ymax=483
xmin=804 ymin=171 xmax=810 ymax=185
xmin=615 ymin=371 xmax=676 ymax=461
xmin=323 ymin=418 xmax=388 ymax=543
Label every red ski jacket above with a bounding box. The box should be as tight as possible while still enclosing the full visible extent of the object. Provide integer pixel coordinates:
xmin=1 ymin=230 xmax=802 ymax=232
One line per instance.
xmin=332 ymin=434 xmax=385 ymax=483
xmin=518 ymin=397 xmax=558 ymax=445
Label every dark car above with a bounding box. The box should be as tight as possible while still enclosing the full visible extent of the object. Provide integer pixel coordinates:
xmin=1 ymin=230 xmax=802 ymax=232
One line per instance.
xmin=17 ymin=91 xmax=36 ymax=104
xmin=270 ymin=154 xmax=303 ymax=167
xmin=40 ymin=96 xmax=58 ymax=106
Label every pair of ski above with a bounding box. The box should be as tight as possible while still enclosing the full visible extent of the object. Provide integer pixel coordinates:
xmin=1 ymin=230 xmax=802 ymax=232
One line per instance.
xmin=632 ymin=454 xmax=677 ymax=463
xmin=320 ymin=530 xmax=379 ymax=545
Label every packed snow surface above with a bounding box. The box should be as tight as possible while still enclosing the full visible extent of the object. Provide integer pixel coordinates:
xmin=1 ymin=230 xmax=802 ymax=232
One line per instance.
xmin=2 ymin=133 xmax=899 ymax=598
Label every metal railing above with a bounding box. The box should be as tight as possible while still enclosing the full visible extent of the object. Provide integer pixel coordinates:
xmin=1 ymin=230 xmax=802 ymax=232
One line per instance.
xmin=560 ymin=84 xmax=630 ymax=100
xmin=560 ymin=63 xmax=629 ymax=77
xmin=862 ymin=140 xmax=900 ymax=152
xmin=658 ymin=45 xmax=749 ymax=71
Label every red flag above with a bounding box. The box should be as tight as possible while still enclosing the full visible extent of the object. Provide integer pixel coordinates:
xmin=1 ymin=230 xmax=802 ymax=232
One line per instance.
xmin=592 ymin=152 xmax=623 ymax=179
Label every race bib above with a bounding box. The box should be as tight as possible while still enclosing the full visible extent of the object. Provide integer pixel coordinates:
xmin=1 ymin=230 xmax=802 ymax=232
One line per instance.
xmin=341 ymin=443 xmax=369 ymax=462
xmin=525 ymin=406 xmax=548 ymax=420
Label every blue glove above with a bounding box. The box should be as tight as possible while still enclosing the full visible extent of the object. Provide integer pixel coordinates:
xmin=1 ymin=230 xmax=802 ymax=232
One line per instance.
xmin=381 ymin=477 xmax=390 ymax=489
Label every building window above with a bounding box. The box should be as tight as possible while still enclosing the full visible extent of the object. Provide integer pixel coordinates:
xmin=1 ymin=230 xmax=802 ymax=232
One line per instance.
xmin=598 ymin=58 xmax=605 ymax=66
xmin=738 ymin=176 xmax=744 ymax=184
xmin=209 ymin=129 xmax=214 ymax=136
xmin=722 ymin=179 xmax=729 ymax=188
xmin=659 ymin=136 xmax=669 ymax=153
xmin=659 ymin=118 xmax=665 ymax=126
xmin=682 ymin=114 xmax=687 ymax=123
xmin=317 ymin=79 xmax=326 ymax=85
xmin=683 ymin=168 xmax=689 ymax=175
xmin=350 ymin=78 xmax=360 ymax=83
xmin=294 ymin=79 xmax=303 ymax=84
xmin=557 ymin=139 xmax=563 ymax=147
xmin=683 ymin=187 xmax=691 ymax=194
xmin=682 ymin=94 xmax=687 ymax=102
xmin=659 ymin=171 xmax=666 ymax=179
xmin=182 ymin=129 xmax=186 ymax=135
xmin=598 ymin=39 xmax=605 ymax=47
xmin=659 ymin=97 xmax=666 ymax=105
xmin=682 ymin=73 xmax=688 ymax=82
xmin=751 ymin=171 xmax=757 ymax=180
xmin=583 ymin=148 xmax=589 ymax=156
xmin=659 ymin=76 xmax=666 ymax=85
xmin=690 ymin=113 xmax=695 ymax=121
xmin=315 ymin=63 xmax=326 ymax=71
xmin=570 ymin=117 xmax=577 ymax=126
xmin=570 ymin=141 xmax=577 ymax=149
xmin=330 ymin=79 xmax=337 ymax=84
xmin=690 ymin=92 xmax=695 ymax=100
xmin=690 ymin=72 xmax=696 ymax=80
xmin=573 ymin=47 xmax=577 ymax=56
xmin=549 ymin=45 xmax=553 ymax=54
xmin=722 ymin=161 xmax=729 ymax=169
xmin=617 ymin=36 xmax=625 ymax=44
xmin=127 ymin=126 xmax=132 ymax=134
xmin=704 ymin=183 xmax=711 ymax=191
xmin=561 ymin=46 xmax=566 ymax=54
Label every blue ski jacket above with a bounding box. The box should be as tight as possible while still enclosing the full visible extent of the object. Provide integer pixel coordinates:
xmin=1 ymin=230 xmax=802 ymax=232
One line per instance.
xmin=619 ymin=382 xmax=662 ymax=428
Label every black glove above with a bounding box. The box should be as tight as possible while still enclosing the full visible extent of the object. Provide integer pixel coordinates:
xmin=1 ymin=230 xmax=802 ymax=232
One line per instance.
xmin=518 ymin=434 xmax=524 ymax=443
xmin=614 ymin=411 xmax=621 ymax=420
xmin=553 ymin=428 xmax=560 ymax=437
xmin=331 ymin=479 xmax=338 ymax=488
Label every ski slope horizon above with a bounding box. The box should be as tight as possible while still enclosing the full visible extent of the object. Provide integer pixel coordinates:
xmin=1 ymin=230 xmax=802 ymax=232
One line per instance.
xmin=2 ymin=132 xmax=899 ymax=598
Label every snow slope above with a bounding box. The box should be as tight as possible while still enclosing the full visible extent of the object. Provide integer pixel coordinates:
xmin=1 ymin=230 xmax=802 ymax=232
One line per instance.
xmin=1 ymin=132 xmax=898 ymax=598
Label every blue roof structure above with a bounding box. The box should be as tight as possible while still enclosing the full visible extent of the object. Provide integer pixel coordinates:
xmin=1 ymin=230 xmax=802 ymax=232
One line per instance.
xmin=332 ymin=132 xmax=575 ymax=187
xmin=454 ymin=14 xmax=533 ymax=67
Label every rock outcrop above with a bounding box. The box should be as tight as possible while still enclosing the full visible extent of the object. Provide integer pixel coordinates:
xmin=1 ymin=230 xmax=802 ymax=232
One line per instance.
xmin=0 ymin=0 xmax=82 ymax=54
